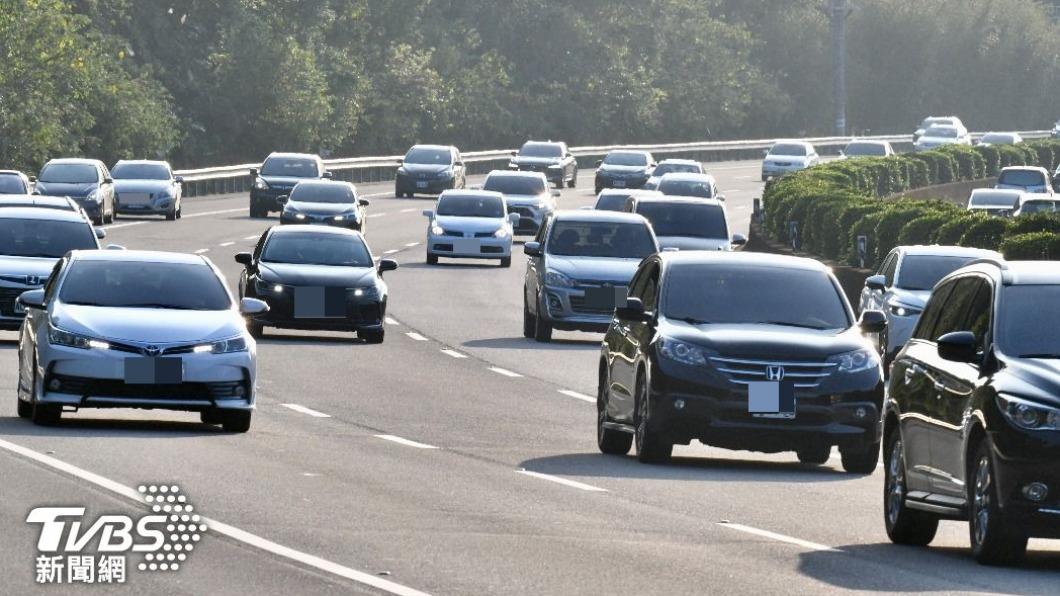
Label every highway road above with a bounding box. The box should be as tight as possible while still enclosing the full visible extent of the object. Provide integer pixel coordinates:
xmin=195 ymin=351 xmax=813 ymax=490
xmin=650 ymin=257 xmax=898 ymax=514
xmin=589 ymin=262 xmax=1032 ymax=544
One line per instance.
xmin=1 ymin=160 xmax=1057 ymax=595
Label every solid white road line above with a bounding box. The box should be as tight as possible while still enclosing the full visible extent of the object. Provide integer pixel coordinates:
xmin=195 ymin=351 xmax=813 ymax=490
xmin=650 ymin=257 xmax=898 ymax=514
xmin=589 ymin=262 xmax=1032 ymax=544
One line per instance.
xmin=369 ymin=213 xmax=388 ymax=218
xmin=404 ymin=242 xmax=420 ymax=247
xmin=219 ymin=241 xmax=235 ymax=247
xmin=106 ymin=221 xmax=148 ymax=230
xmin=440 ymin=349 xmax=467 ymax=359
xmin=489 ymin=367 xmax=523 ymax=378
xmin=0 ymin=438 xmax=431 ymax=596
xmin=184 ymin=207 xmax=247 ymax=219
xmin=194 ymin=248 xmax=210 ymax=254
xmin=717 ymin=522 xmax=839 ymax=552
xmin=374 ymin=435 xmax=439 ymax=450
xmin=400 ymin=208 xmax=417 ymax=213
xmin=362 ymin=191 xmax=392 ymax=198
xmin=244 ymin=235 xmax=259 ymax=240
xmin=385 ymin=317 xmax=400 ymax=325
xmin=558 ymin=389 xmax=595 ymax=403
xmin=405 ymin=332 xmax=428 ymax=341
xmin=517 ymin=470 xmax=607 ymax=492
xmin=280 ymin=403 xmax=332 ymax=418
xmin=384 ymin=249 xmax=400 ymax=255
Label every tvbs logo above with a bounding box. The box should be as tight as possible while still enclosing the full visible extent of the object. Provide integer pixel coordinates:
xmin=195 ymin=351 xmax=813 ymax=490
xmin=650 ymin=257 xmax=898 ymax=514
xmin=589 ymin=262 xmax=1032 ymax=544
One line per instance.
xmin=26 ymin=485 xmax=206 ymax=584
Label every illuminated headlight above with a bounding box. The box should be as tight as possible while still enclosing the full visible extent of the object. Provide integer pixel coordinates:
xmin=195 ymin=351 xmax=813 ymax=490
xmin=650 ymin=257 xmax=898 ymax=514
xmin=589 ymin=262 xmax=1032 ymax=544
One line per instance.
xmin=353 ymin=286 xmax=378 ymax=298
xmin=48 ymin=324 xmax=108 ymax=350
xmin=396 ymin=167 xmax=408 ymax=176
xmin=494 ymin=227 xmax=509 ymax=238
xmin=888 ymin=303 xmax=922 ymax=317
xmin=193 ymin=336 xmax=248 ymax=354
xmin=431 ymin=224 xmax=445 ymax=236
xmin=547 ymin=164 xmax=562 ymax=170
xmin=658 ymin=338 xmax=707 ymax=366
xmin=436 ymin=169 xmax=454 ymax=179
xmin=253 ymin=177 xmax=269 ymax=190
xmin=544 ymin=269 xmax=575 ymax=288
xmin=333 ymin=215 xmax=345 ymax=221
xmin=827 ymin=349 xmax=879 ymax=373
xmin=294 ymin=213 xmax=306 ymax=220
xmin=997 ymin=394 xmax=1060 ymax=431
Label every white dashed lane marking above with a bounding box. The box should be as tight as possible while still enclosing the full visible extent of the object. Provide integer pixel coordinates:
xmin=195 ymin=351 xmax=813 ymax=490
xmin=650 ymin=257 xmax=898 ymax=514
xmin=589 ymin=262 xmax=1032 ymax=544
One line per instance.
xmin=280 ymin=404 xmax=332 ymax=418
xmin=404 ymin=242 xmax=420 ymax=248
xmin=219 ymin=241 xmax=235 ymax=247
xmin=374 ymin=435 xmax=438 ymax=450
xmin=368 ymin=213 xmax=388 ymax=218
xmin=400 ymin=208 xmax=417 ymax=213
xmin=384 ymin=317 xmax=400 ymax=326
xmin=194 ymin=248 xmax=210 ymax=254
xmin=517 ymin=470 xmax=607 ymax=492
xmin=489 ymin=367 xmax=522 ymax=378
xmin=717 ymin=522 xmax=839 ymax=552
xmin=384 ymin=249 xmax=400 ymax=255
xmin=405 ymin=332 xmax=428 ymax=341
xmin=244 ymin=235 xmax=259 ymax=240
xmin=558 ymin=389 xmax=594 ymax=403
xmin=440 ymin=349 xmax=467 ymax=359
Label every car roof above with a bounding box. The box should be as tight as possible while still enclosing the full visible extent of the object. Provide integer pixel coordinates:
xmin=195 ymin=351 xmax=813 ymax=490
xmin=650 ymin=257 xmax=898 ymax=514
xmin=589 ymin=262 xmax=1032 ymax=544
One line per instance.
xmin=971 ymin=188 xmax=1023 ymax=196
xmin=999 ymin=166 xmax=1048 ymax=174
xmin=846 ymin=139 xmax=890 ymax=146
xmin=551 ymin=209 xmax=650 ymax=224
xmin=522 ymin=140 xmax=565 ymax=147
xmin=438 ymin=190 xmax=504 ymax=201
xmin=114 ymin=159 xmax=170 ymax=166
xmin=633 ymin=196 xmax=725 ymax=208
xmin=293 ymin=179 xmax=354 ymax=188
xmin=0 ymin=170 xmax=26 ymax=176
xmin=606 ymin=149 xmax=652 ymax=156
xmin=71 ymin=250 xmax=207 ymax=264
xmin=268 ymin=224 xmax=362 ymax=238
xmin=955 ymin=260 xmax=1060 ymax=286
xmin=656 ymin=158 xmax=700 ymax=165
xmin=44 ymin=158 xmax=101 ymax=166
xmin=658 ymin=250 xmax=830 ymax=272
xmin=408 ymin=144 xmax=454 ymax=151
xmin=265 ymin=152 xmax=321 ymax=161
xmin=657 ymin=172 xmax=717 ymax=183
xmin=0 ymin=206 xmax=87 ymax=222
xmin=772 ymin=140 xmax=813 ymax=146
xmin=0 ymin=194 xmax=76 ymax=206
xmin=486 ymin=169 xmax=546 ymax=179
xmin=898 ymin=245 xmax=1000 ymax=258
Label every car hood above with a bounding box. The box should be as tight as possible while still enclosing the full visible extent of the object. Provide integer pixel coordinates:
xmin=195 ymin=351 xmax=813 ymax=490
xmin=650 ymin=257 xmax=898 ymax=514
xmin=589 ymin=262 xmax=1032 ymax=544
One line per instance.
xmin=917 ymin=137 xmax=955 ymax=145
xmin=545 ymin=255 xmax=641 ymax=283
xmin=434 ymin=215 xmax=505 ymax=233
xmin=511 ymin=156 xmax=561 ymax=166
xmin=503 ymin=194 xmax=549 ymax=207
xmin=997 ymin=183 xmax=1049 ymax=193
xmin=114 ymin=180 xmax=174 ymax=194
xmin=657 ymin=236 xmax=730 ymax=251
xmin=598 ymin=165 xmax=649 ymax=175
xmin=36 ymin=181 xmax=98 ymax=197
xmin=765 ymin=155 xmax=807 ymax=163
xmin=284 ymin=200 xmax=357 ymax=216
xmin=258 ymin=262 xmax=376 ymax=287
xmin=0 ymin=256 xmax=58 ymax=280
xmin=998 ymin=358 xmax=1060 ymax=409
xmin=663 ymin=322 xmax=865 ymax=360
xmin=261 ymin=176 xmax=314 ymax=188
xmin=400 ymin=163 xmax=451 ymax=174
xmin=51 ymin=303 xmax=242 ymax=344
xmin=888 ymin=288 xmax=930 ymax=308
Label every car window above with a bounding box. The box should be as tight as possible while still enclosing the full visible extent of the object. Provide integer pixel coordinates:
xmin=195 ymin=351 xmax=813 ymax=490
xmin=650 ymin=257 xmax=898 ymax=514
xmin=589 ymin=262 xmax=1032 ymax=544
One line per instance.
xmin=111 ymin=163 xmax=171 ymax=180
xmin=436 ymin=195 xmax=504 ymax=218
xmin=896 ymin=255 xmax=980 ymax=291
xmin=998 ymin=170 xmax=1046 ymax=188
xmin=962 ymin=277 xmax=993 ymax=355
xmin=404 ymin=147 xmax=453 ymax=165
xmin=594 ymin=194 xmax=630 ymax=211
xmin=59 ymin=261 xmax=231 ymax=310
xmin=0 ymin=175 xmax=27 ymax=193
xmin=930 ymin=278 xmax=979 ymax=340
xmin=546 ymin=221 xmax=656 ymax=259
xmin=628 ymin=262 xmax=660 ymax=312
xmin=260 ymin=157 xmax=319 ymax=178
xmin=289 ymin=182 xmax=356 ymax=204
xmin=39 ymin=164 xmax=99 ymax=184
xmin=657 ymin=179 xmax=714 ymax=199
xmin=262 ymin=233 xmax=372 ymax=267
xmin=0 ymin=218 xmax=98 ymax=258
xmin=603 ymin=152 xmax=649 ymax=166
xmin=635 ymin=202 xmax=728 ymax=239
xmin=913 ymin=281 xmax=955 ymax=341
xmin=880 ymin=253 xmax=898 ymax=286
xmin=483 ymin=175 xmax=547 ymax=196
xmin=43 ymin=259 xmax=66 ymax=302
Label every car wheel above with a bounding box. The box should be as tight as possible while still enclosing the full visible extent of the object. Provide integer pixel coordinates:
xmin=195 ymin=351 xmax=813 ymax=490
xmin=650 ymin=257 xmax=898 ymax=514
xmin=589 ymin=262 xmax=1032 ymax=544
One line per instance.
xmin=969 ymin=440 xmax=1028 ymax=565
xmin=595 ymin=185 xmax=602 ymax=195
xmin=176 ymin=201 xmax=182 ymax=219
xmin=247 ymin=321 xmax=264 ymax=339
xmin=16 ymin=351 xmax=32 ymax=419
xmin=166 ymin=207 xmax=177 ymax=221
xmin=796 ymin=444 xmax=831 ymax=465
xmin=533 ymin=295 xmax=552 ymax=342
xmin=427 ymin=253 xmax=438 ymax=265
xmin=360 ymin=328 xmax=385 ymax=344
xmin=598 ymin=366 xmax=632 ymax=455
xmin=522 ymin=293 xmax=534 ymax=338
xmin=500 ymin=256 xmax=511 ymax=268
xmin=221 ymin=410 xmax=252 ymax=433
xmin=93 ymin=213 xmax=104 ymax=226
xmin=840 ymin=440 xmax=880 ymax=474
xmin=635 ymin=372 xmax=671 ymax=463
xmin=884 ymin=430 xmax=939 ymax=545
xmin=250 ymin=203 xmax=266 ymax=218
xmin=568 ymin=171 xmax=577 ymax=188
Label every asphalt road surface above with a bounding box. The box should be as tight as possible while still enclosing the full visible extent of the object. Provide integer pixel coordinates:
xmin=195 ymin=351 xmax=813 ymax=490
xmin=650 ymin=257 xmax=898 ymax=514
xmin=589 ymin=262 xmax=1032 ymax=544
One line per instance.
xmin=1 ymin=161 xmax=1057 ymax=595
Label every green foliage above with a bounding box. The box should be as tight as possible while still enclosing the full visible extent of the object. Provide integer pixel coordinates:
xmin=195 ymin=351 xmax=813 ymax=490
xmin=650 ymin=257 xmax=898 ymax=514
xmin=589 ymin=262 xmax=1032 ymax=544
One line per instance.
xmin=897 ymin=213 xmax=955 ymax=246
xmin=958 ymin=218 xmax=1013 ymax=251
xmin=933 ymin=213 xmax=987 ymax=245
xmin=999 ymin=232 xmax=1060 ymax=260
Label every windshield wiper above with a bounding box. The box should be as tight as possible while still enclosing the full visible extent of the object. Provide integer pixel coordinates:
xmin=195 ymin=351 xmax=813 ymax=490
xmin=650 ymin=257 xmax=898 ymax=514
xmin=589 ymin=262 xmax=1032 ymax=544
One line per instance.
xmin=754 ymin=320 xmax=829 ymax=330
xmin=64 ymin=301 xmax=108 ymax=307
xmin=672 ymin=316 xmax=711 ymax=325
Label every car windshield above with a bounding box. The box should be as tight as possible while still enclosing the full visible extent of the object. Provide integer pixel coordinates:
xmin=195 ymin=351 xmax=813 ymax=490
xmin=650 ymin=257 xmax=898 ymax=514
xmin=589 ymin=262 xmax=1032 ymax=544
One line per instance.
xmin=436 ymin=195 xmax=504 ymax=218
xmin=999 ymin=286 xmax=1060 ymax=357
xmin=663 ymin=264 xmax=850 ymax=329
xmin=636 ymin=202 xmax=728 ymax=239
xmin=924 ymin=127 xmax=958 ymax=138
xmin=260 ymin=157 xmax=319 ymax=178
xmin=653 ymin=163 xmax=701 ymax=176
xmin=657 ymin=179 xmax=714 ymax=199
xmin=921 ymin=118 xmax=951 ymax=128
xmin=111 ymin=163 xmax=171 ymax=180
xmin=483 ymin=175 xmax=547 ymax=195
xmin=59 ymin=261 xmax=231 ymax=310
xmin=603 ymin=152 xmax=648 ymax=166
xmin=981 ymin=134 xmax=1015 ymax=144
xmin=0 ymin=176 xmax=27 ymax=193
xmin=998 ymin=170 xmax=1046 ymax=188
xmin=1020 ymin=201 xmax=1057 ymax=214
xmin=0 ymin=219 xmax=97 ymax=258
xmin=547 ymin=221 xmax=656 ymax=259
xmin=845 ymin=143 xmax=887 ymax=156
xmin=289 ymin=183 xmax=356 ymax=204
xmin=38 ymin=164 xmax=97 ymax=184
xmin=404 ymin=147 xmax=452 ymax=165
xmin=262 ymin=232 xmax=372 ymax=267
xmin=896 ymin=256 xmax=980 ymax=291
xmin=595 ymin=194 xmax=631 ymax=211
xmin=519 ymin=143 xmax=562 ymax=158
xmin=969 ymin=191 xmax=1020 ymax=207
xmin=769 ymin=144 xmax=807 ymax=156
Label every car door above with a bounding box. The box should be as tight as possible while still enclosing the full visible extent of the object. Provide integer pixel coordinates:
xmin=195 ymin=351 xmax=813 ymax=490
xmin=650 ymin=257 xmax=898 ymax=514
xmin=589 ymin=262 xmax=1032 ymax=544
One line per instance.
xmin=892 ymin=279 xmax=956 ymax=491
xmin=524 ymin=217 xmax=550 ymax=315
xmin=932 ymin=276 xmax=993 ymax=496
xmin=98 ymin=163 xmax=114 ymax=213
xmin=608 ymin=261 xmax=658 ymax=422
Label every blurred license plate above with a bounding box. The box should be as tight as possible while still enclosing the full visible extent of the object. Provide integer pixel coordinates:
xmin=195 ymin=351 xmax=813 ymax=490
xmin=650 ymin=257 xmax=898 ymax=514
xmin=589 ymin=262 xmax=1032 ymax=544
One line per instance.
xmin=584 ymin=286 xmax=625 ymax=309
xmin=294 ymin=287 xmax=346 ymax=318
xmin=416 ymin=181 xmax=428 ymax=189
xmin=452 ymin=239 xmax=479 ymax=253
xmin=613 ymin=180 xmax=626 ymax=188
xmin=124 ymin=357 xmax=182 ymax=385
xmin=748 ymin=381 xmax=795 ymax=418
xmin=123 ymin=193 xmax=151 ymax=205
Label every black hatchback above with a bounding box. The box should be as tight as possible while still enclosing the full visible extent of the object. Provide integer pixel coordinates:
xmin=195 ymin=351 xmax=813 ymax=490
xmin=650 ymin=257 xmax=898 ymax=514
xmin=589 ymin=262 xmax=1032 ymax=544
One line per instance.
xmin=598 ymin=252 xmax=887 ymax=471
xmin=884 ymin=259 xmax=1060 ymax=565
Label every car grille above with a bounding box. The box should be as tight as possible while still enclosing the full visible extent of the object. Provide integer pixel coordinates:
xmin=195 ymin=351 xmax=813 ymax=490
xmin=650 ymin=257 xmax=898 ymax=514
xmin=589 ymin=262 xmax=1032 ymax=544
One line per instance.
xmin=0 ymin=286 xmax=31 ymax=316
xmin=709 ymin=357 xmax=836 ymax=389
xmin=440 ymin=230 xmax=498 ymax=238
xmin=48 ymin=374 xmax=246 ymax=401
xmin=568 ymin=295 xmax=614 ymax=315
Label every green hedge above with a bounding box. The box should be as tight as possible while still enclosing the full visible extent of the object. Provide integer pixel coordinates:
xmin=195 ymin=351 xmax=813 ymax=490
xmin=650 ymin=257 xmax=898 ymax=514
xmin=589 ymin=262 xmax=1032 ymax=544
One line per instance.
xmin=1000 ymin=232 xmax=1060 ymax=260
xmin=762 ymin=138 xmax=1060 ymax=268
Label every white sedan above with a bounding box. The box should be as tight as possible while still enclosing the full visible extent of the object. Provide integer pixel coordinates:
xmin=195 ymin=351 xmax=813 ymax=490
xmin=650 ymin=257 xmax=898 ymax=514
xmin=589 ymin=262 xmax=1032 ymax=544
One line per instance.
xmin=761 ymin=141 xmax=820 ymax=181
xmin=423 ymin=190 xmax=519 ymax=267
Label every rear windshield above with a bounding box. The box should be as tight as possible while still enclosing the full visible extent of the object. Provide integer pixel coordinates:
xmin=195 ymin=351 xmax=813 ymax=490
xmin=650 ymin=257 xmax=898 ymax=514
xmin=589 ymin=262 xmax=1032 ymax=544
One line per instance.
xmin=39 ymin=164 xmax=97 ymax=184
xmin=653 ymin=162 xmax=701 ymax=176
xmin=437 ymin=195 xmax=504 ymax=218
xmin=969 ymin=191 xmax=1019 ymax=207
xmin=897 ymin=256 xmax=980 ymax=291
xmin=547 ymin=221 xmax=656 ymax=259
xmin=0 ymin=218 xmax=98 ymax=258
xmin=844 ymin=142 xmax=888 ymax=156
xmin=636 ymin=202 xmax=728 ymax=239
xmin=0 ymin=175 xmax=27 ymax=194
xmin=603 ymin=152 xmax=648 ymax=166
xmin=483 ymin=175 xmax=547 ymax=196
xmin=769 ymin=144 xmax=808 ymax=156
xmin=262 ymin=232 xmax=372 ymax=267
xmin=924 ymin=127 xmax=958 ymax=138
xmin=1019 ymin=201 xmax=1057 ymax=215
xmin=595 ymin=194 xmax=631 ymax=211
xmin=998 ymin=170 xmax=1046 ymax=189
xmin=657 ymin=178 xmax=714 ymax=199
xmin=60 ymin=261 xmax=231 ymax=310
xmin=519 ymin=143 xmax=563 ymax=158
xmin=981 ymin=134 xmax=1016 ymax=144
xmin=261 ymin=157 xmax=319 ymax=178
xmin=112 ymin=163 xmax=171 ymax=180
xmin=289 ymin=182 xmax=356 ymax=204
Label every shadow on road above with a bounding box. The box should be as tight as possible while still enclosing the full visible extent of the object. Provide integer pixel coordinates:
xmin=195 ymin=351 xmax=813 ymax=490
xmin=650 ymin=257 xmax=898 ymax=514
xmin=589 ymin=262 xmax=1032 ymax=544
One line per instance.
xmin=257 ymin=332 xmax=362 ymax=345
xmin=463 ymin=336 xmax=598 ymax=350
xmin=797 ymin=543 xmax=1060 ymax=593
xmin=519 ymin=452 xmax=855 ymax=484
xmin=0 ymin=416 xmax=223 ymax=438
xmin=399 ymin=261 xmax=506 ymax=270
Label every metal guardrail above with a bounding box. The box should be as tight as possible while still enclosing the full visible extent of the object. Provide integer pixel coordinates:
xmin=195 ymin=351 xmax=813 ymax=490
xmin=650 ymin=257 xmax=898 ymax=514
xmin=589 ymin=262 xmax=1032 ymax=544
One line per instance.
xmin=174 ymin=130 xmax=1053 ymax=198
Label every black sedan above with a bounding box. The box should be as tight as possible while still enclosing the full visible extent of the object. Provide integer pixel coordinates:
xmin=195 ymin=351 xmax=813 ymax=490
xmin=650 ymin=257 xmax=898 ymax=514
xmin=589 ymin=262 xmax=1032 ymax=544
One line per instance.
xmin=249 ymin=153 xmax=331 ymax=218
xmin=280 ymin=180 xmax=369 ymax=231
xmin=598 ymin=251 xmax=887 ymax=471
xmin=236 ymin=226 xmax=397 ymax=343
xmin=594 ymin=150 xmax=655 ymax=194
xmin=508 ymin=141 xmax=578 ymax=188
xmin=395 ymin=145 xmax=466 ymax=198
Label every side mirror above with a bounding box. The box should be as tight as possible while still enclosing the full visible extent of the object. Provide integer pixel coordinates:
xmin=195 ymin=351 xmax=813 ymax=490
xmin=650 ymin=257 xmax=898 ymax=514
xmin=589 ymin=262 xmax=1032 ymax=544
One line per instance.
xmin=174 ymin=176 xmax=184 ymax=184
xmin=650 ymin=162 xmax=657 ymax=168
xmin=731 ymin=233 xmax=747 ymax=247
xmin=103 ymin=177 xmax=113 ymax=185
xmin=508 ymin=212 xmax=520 ymax=225
xmin=377 ymin=258 xmax=399 ymax=274
xmin=716 ymin=193 xmax=726 ymax=201
xmin=510 ymin=150 xmax=518 ymax=157
xmin=937 ymin=331 xmax=978 ymax=363
xmin=322 ymin=171 xmax=333 ymax=179
xmin=422 ymin=209 xmax=435 ymax=219
xmin=235 ymin=252 xmax=254 ymax=267
xmin=565 ymin=152 xmax=573 ymax=158
xmin=456 ymin=161 xmax=465 ymax=167
xmin=524 ymin=241 xmax=541 ymax=257
xmin=240 ymin=297 xmax=270 ymax=316
xmin=615 ymin=297 xmax=651 ymax=322
xmin=865 ymin=274 xmax=887 ymax=291
xmin=551 ymin=189 xmax=561 ymax=197
xmin=249 ymin=168 xmax=259 ymax=178
xmin=94 ymin=227 xmax=106 ymax=239
xmin=858 ymin=310 xmax=888 ymax=334
xmin=396 ymin=158 xmax=403 ymax=165
xmin=17 ymin=289 xmax=46 ymax=310
xmin=358 ymin=198 xmax=370 ymax=207
xmin=762 ymin=149 xmax=770 ymax=156
xmin=278 ymin=195 xmax=289 ymax=203
xmin=595 ymin=160 xmax=603 ymax=167
xmin=29 ymin=175 xmax=37 ymax=183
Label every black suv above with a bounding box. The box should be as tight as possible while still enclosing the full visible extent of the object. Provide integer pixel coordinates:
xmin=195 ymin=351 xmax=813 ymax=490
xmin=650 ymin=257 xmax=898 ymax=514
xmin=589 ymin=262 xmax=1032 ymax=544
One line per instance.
xmin=884 ymin=259 xmax=1060 ymax=565
xmin=598 ymin=252 xmax=886 ymax=471
xmin=508 ymin=141 xmax=578 ymax=188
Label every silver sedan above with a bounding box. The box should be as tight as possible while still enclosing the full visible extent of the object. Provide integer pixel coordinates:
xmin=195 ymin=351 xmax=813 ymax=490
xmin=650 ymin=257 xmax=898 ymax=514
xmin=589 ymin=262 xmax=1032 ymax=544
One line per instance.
xmin=16 ymin=250 xmax=268 ymax=432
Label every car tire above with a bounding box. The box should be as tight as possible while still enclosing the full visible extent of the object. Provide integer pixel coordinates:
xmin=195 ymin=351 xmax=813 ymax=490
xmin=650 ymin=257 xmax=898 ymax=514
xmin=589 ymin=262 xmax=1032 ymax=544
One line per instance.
xmin=533 ymin=296 xmax=552 ymax=343
xmin=247 ymin=321 xmax=264 ymax=339
xmin=635 ymin=372 xmax=672 ymax=463
xmin=969 ymin=440 xmax=1028 ymax=566
xmin=597 ymin=367 xmax=632 ymax=455
xmin=221 ymin=410 xmax=252 ymax=433
xmin=500 ymin=257 xmax=511 ymax=268
xmin=796 ymin=444 xmax=831 ymax=465
xmin=522 ymin=294 xmax=534 ymax=339
xmin=883 ymin=430 xmax=939 ymax=545
xmin=93 ymin=213 xmax=104 ymax=226
xmin=16 ymin=355 xmax=32 ymax=419
xmin=595 ymin=185 xmax=602 ymax=195
xmin=176 ymin=201 xmax=182 ymax=219
xmin=840 ymin=440 xmax=880 ymax=474
xmin=568 ymin=171 xmax=577 ymax=188
xmin=166 ymin=207 xmax=177 ymax=221
xmin=427 ymin=253 xmax=438 ymax=265
xmin=361 ymin=328 xmax=385 ymax=344
xmin=26 ymin=357 xmax=61 ymax=426
xmin=250 ymin=203 xmax=266 ymax=218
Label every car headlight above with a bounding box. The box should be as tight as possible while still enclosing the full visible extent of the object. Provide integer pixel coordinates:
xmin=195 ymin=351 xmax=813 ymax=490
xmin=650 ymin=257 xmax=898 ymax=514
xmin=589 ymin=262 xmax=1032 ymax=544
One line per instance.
xmin=48 ymin=324 xmax=108 ymax=350
xmin=658 ymin=338 xmax=707 ymax=366
xmin=494 ymin=227 xmax=509 ymax=238
xmin=544 ymin=269 xmax=575 ymax=288
xmin=431 ymin=224 xmax=445 ymax=236
xmin=397 ymin=167 xmax=408 ymax=176
xmin=827 ymin=349 xmax=880 ymax=373
xmin=888 ymin=303 xmax=922 ymax=317
xmin=193 ymin=335 xmax=248 ymax=354
xmin=253 ymin=177 xmax=269 ymax=190
xmin=294 ymin=213 xmax=306 ymax=220
xmin=997 ymin=394 xmax=1060 ymax=431
xmin=87 ymin=189 xmax=101 ymax=202
xmin=352 ymin=286 xmax=378 ymax=299
xmin=254 ymin=279 xmax=283 ymax=294
xmin=437 ymin=169 xmax=454 ymax=179
xmin=547 ymin=164 xmax=562 ymax=170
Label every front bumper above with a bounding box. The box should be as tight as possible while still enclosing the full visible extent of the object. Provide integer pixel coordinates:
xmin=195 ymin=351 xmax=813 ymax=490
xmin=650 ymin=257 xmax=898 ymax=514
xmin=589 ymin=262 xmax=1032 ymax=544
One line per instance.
xmin=595 ymin=174 xmax=648 ymax=190
xmin=538 ymin=282 xmax=628 ymax=332
xmin=428 ymin=234 xmax=512 ymax=260
xmin=115 ymin=196 xmax=175 ymax=215
xmin=761 ymin=163 xmax=807 ymax=178
xmin=989 ymin=435 xmax=1060 ymax=538
xmin=395 ymin=174 xmax=456 ymax=195
xmin=279 ymin=212 xmax=362 ymax=229
xmin=0 ymin=283 xmax=41 ymax=329
xmin=248 ymin=286 xmax=384 ymax=331
xmin=71 ymin=198 xmax=103 ymax=217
